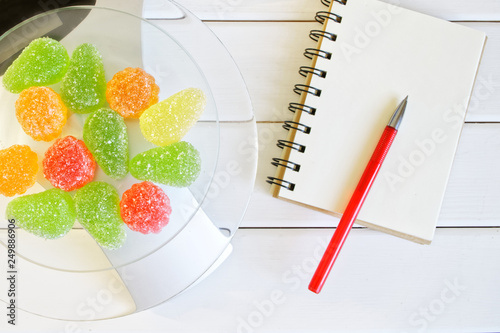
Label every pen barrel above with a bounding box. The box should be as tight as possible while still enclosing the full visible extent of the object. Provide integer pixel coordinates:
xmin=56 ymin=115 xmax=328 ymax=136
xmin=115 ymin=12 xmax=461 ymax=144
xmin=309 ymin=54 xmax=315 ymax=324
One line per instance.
xmin=309 ymin=126 xmax=397 ymax=293
xmin=342 ymin=126 xmax=397 ymax=221
xmin=370 ymin=126 xmax=398 ymax=166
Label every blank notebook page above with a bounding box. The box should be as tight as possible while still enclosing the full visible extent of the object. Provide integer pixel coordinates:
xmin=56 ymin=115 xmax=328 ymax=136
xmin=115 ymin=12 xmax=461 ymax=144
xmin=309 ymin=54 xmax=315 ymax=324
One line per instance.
xmin=277 ymin=0 xmax=486 ymax=243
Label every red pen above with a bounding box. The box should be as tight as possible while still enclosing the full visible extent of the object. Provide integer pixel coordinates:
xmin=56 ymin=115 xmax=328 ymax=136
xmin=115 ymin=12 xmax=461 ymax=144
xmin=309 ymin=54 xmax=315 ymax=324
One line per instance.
xmin=309 ymin=96 xmax=408 ymax=294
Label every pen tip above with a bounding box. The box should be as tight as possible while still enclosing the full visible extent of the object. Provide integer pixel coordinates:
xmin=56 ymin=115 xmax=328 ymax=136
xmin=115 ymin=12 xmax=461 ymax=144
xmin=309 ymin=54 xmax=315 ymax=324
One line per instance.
xmin=388 ymin=96 xmax=408 ymax=129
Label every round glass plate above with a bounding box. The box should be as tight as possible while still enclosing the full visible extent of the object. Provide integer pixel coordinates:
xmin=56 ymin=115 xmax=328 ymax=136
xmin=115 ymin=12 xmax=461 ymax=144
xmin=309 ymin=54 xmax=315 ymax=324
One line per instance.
xmin=0 ymin=5 xmax=219 ymax=273
xmin=0 ymin=3 xmax=257 ymax=320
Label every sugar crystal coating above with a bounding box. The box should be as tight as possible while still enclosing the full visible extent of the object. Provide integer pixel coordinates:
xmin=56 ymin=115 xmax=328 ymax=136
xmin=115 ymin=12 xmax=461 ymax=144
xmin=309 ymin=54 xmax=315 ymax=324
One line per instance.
xmin=43 ymin=136 xmax=96 ymax=191
xmin=139 ymin=88 xmax=206 ymax=146
xmin=83 ymin=108 xmax=129 ymax=179
xmin=106 ymin=67 xmax=159 ymax=118
xmin=15 ymin=86 xmax=67 ymax=141
xmin=120 ymin=182 xmax=171 ymax=234
xmin=129 ymin=141 xmax=201 ymax=187
xmin=74 ymin=181 xmax=126 ymax=249
xmin=60 ymin=43 xmax=106 ymax=113
xmin=3 ymin=37 xmax=69 ymax=93
xmin=6 ymin=189 xmax=76 ymax=239
xmin=0 ymin=145 xmax=38 ymax=197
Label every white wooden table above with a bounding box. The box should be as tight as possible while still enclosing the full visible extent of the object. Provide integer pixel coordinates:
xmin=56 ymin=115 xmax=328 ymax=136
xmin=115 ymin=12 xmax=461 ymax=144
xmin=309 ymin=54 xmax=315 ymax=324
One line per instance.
xmin=3 ymin=0 xmax=500 ymax=331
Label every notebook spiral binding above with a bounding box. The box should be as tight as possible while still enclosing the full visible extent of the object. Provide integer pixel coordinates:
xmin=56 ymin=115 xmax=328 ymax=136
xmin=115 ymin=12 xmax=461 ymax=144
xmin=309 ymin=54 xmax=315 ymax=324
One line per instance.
xmin=267 ymin=0 xmax=346 ymax=191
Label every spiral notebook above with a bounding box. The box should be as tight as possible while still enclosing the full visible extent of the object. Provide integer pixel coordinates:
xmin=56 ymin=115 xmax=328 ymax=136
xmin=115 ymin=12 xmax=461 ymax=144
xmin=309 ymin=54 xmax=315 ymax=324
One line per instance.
xmin=268 ymin=0 xmax=486 ymax=244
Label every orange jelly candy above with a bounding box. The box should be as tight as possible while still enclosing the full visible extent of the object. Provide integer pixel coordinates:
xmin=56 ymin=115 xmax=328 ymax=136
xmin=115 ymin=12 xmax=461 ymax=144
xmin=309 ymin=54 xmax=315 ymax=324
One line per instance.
xmin=0 ymin=145 xmax=38 ymax=197
xmin=15 ymin=86 xmax=67 ymax=141
xmin=106 ymin=67 xmax=159 ymax=118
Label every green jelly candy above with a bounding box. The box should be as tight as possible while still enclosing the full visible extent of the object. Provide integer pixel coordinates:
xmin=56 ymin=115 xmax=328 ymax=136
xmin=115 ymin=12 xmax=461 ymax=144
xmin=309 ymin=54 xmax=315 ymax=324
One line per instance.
xmin=3 ymin=37 xmax=69 ymax=93
xmin=60 ymin=43 xmax=106 ymax=113
xmin=140 ymin=88 xmax=206 ymax=146
xmin=6 ymin=189 xmax=75 ymax=240
xmin=130 ymin=141 xmax=201 ymax=187
xmin=74 ymin=181 xmax=126 ymax=250
xmin=84 ymin=108 xmax=129 ymax=179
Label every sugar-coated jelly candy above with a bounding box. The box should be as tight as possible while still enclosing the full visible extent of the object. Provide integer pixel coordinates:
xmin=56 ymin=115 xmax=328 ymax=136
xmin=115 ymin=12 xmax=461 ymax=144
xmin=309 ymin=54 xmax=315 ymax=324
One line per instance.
xmin=6 ymin=189 xmax=76 ymax=239
xmin=120 ymin=182 xmax=172 ymax=234
xmin=74 ymin=181 xmax=126 ymax=249
xmin=43 ymin=136 xmax=96 ymax=191
xmin=139 ymin=88 xmax=206 ymax=146
xmin=129 ymin=141 xmax=201 ymax=187
xmin=60 ymin=43 xmax=106 ymax=113
xmin=15 ymin=86 xmax=67 ymax=141
xmin=0 ymin=145 xmax=38 ymax=197
xmin=106 ymin=67 xmax=159 ymax=118
xmin=83 ymin=108 xmax=129 ymax=179
xmin=2 ymin=37 xmax=69 ymax=93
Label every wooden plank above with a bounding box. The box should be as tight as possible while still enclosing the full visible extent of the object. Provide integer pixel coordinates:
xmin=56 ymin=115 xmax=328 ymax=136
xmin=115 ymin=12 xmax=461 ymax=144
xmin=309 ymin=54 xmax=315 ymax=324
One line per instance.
xmin=172 ymin=0 xmax=500 ymax=21
xmin=5 ymin=228 xmax=500 ymax=332
xmin=242 ymin=123 xmax=500 ymax=228
xmin=207 ymin=22 xmax=500 ymax=123
xmin=463 ymin=22 xmax=500 ymax=122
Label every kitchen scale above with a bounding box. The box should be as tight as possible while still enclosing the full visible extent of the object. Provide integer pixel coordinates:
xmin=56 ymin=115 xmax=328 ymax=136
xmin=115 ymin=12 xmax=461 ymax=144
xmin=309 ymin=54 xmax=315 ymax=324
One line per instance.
xmin=0 ymin=1 xmax=257 ymax=320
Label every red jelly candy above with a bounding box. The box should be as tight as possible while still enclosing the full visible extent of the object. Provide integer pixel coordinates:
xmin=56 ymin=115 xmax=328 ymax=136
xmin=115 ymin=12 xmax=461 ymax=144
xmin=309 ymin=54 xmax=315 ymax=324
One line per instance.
xmin=120 ymin=181 xmax=172 ymax=234
xmin=43 ymin=136 xmax=96 ymax=191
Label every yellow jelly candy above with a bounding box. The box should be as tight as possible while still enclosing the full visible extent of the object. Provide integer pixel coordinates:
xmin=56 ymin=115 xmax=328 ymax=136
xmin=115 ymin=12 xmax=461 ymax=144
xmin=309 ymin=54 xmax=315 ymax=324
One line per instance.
xmin=139 ymin=88 xmax=206 ymax=146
